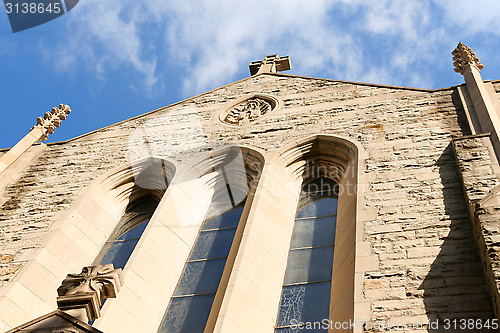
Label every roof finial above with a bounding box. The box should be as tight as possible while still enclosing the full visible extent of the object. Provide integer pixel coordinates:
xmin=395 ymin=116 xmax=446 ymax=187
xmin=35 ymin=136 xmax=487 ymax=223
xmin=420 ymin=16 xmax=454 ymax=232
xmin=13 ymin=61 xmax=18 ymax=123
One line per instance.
xmin=35 ymin=103 xmax=71 ymax=141
xmin=249 ymin=54 xmax=291 ymax=76
xmin=452 ymin=42 xmax=484 ymax=74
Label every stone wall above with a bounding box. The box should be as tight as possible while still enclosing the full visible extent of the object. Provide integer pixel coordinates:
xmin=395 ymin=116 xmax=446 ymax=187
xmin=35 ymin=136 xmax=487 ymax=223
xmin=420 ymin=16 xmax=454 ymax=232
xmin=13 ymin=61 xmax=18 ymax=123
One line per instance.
xmin=0 ymin=73 xmax=496 ymax=330
xmin=453 ymin=134 xmax=500 ymax=319
xmin=0 ymin=138 xmax=129 ymax=287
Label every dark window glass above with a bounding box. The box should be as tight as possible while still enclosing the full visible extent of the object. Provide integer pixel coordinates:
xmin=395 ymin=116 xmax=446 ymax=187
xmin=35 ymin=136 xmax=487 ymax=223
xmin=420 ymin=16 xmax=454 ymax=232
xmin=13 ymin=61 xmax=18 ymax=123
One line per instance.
xmin=117 ymin=222 xmax=149 ymax=240
xmin=276 ymin=177 xmax=337 ymax=332
xmin=89 ymin=197 xmax=161 ymax=325
xmin=189 ymin=228 xmax=238 ymax=260
xmin=290 ymin=216 xmax=336 ymax=249
xmin=158 ymin=196 xmax=246 ymax=333
xmin=202 ymin=207 xmax=243 ymax=230
xmin=283 ymin=247 xmax=334 ymax=285
xmin=296 ymin=197 xmax=338 ymax=219
xmin=95 ymin=197 xmax=160 ymax=269
xmin=174 ymin=259 xmax=227 ymax=296
xmin=276 ymin=282 xmax=331 ymax=328
xmin=158 ymin=294 xmax=215 ymax=333
xmin=99 ymin=238 xmax=141 ymax=270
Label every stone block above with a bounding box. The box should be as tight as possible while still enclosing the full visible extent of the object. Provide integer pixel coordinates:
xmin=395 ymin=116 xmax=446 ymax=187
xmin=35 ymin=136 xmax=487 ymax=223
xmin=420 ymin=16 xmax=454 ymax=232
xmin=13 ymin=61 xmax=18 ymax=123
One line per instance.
xmin=0 ymin=297 xmax=31 ymax=329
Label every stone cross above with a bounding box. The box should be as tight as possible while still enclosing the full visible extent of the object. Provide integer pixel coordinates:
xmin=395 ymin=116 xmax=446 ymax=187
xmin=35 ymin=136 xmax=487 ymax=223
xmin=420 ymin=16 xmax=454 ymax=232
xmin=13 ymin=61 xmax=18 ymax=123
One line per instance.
xmin=56 ymin=264 xmax=123 ymax=321
xmin=249 ymin=54 xmax=291 ymax=76
xmin=452 ymin=42 xmax=484 ymax=74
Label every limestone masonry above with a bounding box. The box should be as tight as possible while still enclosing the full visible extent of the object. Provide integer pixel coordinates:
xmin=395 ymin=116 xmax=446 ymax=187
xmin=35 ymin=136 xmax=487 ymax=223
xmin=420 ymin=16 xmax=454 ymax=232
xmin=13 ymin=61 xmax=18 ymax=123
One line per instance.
xmin=1 ymin=45 xmax=500 ymax=332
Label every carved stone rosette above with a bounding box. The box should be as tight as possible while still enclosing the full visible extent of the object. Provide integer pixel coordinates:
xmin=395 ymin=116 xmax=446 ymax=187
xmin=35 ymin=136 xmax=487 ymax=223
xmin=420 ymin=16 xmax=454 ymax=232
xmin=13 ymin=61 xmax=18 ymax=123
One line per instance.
xmin=452 ymin=42 xmax=484 ymax=73
xmin=57 ymin=264 xmax=123 ymax=320
xmin=222 ymin=96 xmax=277 ymax=125
xmin=35 ymin=103 xmax=71 ymax=141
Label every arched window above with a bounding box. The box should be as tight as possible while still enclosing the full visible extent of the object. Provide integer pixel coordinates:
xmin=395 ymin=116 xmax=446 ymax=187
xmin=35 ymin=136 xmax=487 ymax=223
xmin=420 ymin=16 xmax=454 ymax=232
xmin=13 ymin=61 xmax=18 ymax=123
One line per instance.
xmin=157 ymin=188 xmax=247 ymax=333
xmin=153 ymin=146 xmax=263 ymax=333
xmin=275 ymin=177 xmax=338 ymax=332
xmin=94 ymin=196 xmax=161 ymax=269
xmin=91 ymin=158 xmax=172 ymax=271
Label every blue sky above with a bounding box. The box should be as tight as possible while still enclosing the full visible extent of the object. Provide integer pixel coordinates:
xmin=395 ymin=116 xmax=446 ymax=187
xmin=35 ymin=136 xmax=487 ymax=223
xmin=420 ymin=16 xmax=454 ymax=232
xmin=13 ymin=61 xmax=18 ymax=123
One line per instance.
xmin=1 ymin=0 xmax=500 ymax=149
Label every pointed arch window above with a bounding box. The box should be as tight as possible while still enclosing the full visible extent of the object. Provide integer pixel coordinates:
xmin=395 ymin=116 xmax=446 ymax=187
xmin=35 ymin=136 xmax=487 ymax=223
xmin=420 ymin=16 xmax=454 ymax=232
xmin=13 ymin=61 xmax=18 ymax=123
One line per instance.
xmin=94 ymin=196 xmax=161 ymax=269
xmin=157 ymin=187 xmax=247 ymax=333
xmin=275 ymin=177 xmax=338 ymax=332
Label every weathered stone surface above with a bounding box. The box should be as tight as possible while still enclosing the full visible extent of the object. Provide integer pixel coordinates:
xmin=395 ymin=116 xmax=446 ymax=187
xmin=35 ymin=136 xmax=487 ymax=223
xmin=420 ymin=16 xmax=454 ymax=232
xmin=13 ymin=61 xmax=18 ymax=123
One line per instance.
xmin=453 ymin=134 xmax=500 ymax=321
xmin=453 ymin=135 xmax=500 ymax=316
xmin=0 ymin=74 xmax=495 ymax=329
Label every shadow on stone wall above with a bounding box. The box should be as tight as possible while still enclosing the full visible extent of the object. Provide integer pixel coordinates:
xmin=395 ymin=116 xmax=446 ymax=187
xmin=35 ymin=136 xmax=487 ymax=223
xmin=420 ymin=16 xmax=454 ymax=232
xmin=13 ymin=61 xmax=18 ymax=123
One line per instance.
xmin=418 ymin=144 xmax=495 ymax=331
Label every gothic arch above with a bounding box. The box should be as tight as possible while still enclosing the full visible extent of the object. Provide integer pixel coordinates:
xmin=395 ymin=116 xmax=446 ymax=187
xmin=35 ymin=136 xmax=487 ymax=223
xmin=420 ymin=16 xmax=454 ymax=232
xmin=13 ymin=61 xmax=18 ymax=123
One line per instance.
xmin=184 ymin=145 xmax=265 ymax=203
xmin=91 ymin=146 xmax=267 ymax=332
xmin=0 ymin=157 xmax=176 ymax=329
xmin=208 ymin=134 xmax=370 ymax=333
xmin=91 ymin=158 xmax=176 ymax=270
xmin=273 ymin=134 xmax=366 ymax=330
xmin=276 ymin=134 xmax=359 ymax=182
xmin=157 ymin=145 xmax=266 ymax=333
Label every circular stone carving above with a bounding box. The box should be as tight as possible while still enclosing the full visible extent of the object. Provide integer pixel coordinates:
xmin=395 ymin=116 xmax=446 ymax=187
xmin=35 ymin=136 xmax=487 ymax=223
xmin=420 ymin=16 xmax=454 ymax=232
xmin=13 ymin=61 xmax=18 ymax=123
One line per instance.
xmin=221 ymin=94 xmax=278 ymax=125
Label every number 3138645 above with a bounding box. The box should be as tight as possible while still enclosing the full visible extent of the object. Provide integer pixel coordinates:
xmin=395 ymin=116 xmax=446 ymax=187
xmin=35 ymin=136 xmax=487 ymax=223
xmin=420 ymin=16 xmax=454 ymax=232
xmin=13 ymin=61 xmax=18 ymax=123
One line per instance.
xmin=443 ymin=319 xmax=498 ymax=330
xmin=5 ymin=2 xmax=61 ymax=14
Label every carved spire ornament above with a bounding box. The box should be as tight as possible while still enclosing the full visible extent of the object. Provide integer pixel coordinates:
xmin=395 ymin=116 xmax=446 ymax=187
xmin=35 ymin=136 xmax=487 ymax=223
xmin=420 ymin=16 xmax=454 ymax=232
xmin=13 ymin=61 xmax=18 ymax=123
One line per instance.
xmin=452 ymin=42 xmax=484 ymax=73
xmin=0 ymin=103 xmax=72 ymax=175
xmin=56 ymin=264 xmax=123 ymax=321
xmin=35 ymin=103 xmax=71 ymax=141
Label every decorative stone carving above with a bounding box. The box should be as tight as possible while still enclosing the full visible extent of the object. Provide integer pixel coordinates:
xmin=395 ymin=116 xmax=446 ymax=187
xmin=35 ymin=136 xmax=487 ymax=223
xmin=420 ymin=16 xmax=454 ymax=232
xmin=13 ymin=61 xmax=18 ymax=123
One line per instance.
xmin=452 ymin=42 xmax=484 ymax=73
xmin=222 ymin=96 xmax=276 ymax=125
xmin=56 ymin=264 xmax=123 ymax=320
xmin=35 ymin=103 xmax=71 ymax=141
xmin=249 ymin=54 xmax=291 ymax=75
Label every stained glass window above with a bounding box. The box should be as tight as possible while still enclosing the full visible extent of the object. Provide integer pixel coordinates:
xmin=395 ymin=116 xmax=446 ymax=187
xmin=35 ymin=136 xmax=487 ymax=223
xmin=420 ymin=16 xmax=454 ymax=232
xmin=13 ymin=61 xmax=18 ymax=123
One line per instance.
xmin=95 ymin=197 xmax=160 ymax=269
xmin=157 ymin=191 xmax=247 ymax=333
xmin=275 ymin=177 xmax=338 ymax=332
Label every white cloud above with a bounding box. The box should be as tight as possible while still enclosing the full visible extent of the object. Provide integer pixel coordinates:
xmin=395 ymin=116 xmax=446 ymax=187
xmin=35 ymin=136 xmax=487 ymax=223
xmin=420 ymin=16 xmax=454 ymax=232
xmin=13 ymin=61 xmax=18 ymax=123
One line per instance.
xmin=52 ymin=0 xmax=500 ymax=94
xmin=434 ymin=0 xmax=500 ymax=36
xmin=156 ymin=0 xmax=348 ymax=93
xmin=60 ymin=0 xmax=158 ymax=89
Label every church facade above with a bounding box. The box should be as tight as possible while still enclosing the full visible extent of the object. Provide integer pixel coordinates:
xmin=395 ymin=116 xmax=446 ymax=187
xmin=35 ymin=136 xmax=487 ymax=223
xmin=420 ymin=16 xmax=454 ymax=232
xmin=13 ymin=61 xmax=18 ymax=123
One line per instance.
xmin=0 ymin=45 xmax=500 ymax=332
